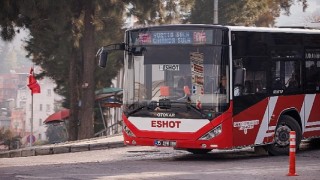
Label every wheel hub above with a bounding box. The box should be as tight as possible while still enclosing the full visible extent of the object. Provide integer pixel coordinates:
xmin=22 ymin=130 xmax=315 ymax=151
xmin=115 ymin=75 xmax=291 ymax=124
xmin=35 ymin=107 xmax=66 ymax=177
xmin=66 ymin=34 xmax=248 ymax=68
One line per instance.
xmin=275 ymin=125 xmax=291 ymax=146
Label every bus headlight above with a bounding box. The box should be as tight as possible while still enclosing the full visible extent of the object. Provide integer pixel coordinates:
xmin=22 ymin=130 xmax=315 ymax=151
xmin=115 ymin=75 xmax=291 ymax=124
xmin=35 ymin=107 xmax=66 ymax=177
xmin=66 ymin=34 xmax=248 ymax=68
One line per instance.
xmin=199 ymin=125 xmax=222 ymax=140
xmin=123 ymin=125 xmax=135 ymax=137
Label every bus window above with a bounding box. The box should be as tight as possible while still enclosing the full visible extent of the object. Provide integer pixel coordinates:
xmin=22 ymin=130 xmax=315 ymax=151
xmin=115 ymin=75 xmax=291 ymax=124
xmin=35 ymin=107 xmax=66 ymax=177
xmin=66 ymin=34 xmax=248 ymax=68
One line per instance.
xmin=234 ymin=58 xmax=267 ymax=96
xmin=284 ymin=61 xmax=301 ymax=93
xmin=305 ymin=61 xmax=320 ymax=92
xmin=271 ymin=60 xmax=301 ymax=94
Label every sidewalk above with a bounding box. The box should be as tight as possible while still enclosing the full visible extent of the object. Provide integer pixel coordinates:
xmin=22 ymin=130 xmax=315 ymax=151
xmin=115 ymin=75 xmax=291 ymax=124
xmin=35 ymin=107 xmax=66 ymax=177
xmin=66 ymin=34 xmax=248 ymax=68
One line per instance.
xmin=0 ymin=134 xmax=125 ymax=158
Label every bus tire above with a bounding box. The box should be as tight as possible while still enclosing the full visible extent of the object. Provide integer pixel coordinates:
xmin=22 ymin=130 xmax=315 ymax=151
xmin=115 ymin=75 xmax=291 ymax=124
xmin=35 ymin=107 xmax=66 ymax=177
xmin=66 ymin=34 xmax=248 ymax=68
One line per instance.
xmin=267 ymin=115 xmax=302 ymax=156
xmin=187 ymin=149 xmax=212 ymax=154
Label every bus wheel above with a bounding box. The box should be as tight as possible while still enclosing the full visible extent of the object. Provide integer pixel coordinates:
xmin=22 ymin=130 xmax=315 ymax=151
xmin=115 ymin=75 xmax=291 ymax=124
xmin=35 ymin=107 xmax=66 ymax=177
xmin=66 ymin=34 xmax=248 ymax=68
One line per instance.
xmin=187 ymin=149 xmax=212 ymax=154
xmin=267 ymin=115 xmax=302 ymax=156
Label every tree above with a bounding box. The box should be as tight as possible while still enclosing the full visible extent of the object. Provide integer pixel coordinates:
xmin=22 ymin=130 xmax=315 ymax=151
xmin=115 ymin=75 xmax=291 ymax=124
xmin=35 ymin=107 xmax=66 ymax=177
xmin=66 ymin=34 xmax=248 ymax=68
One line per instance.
xmin=304 ymin=12 xmax=320 ymax=25
xmin=22 ymin=1 xmax=126 ymax=140
xmin=0 ymin=0 xmax=127 ymax=140
xmin=46 ymin=124 xmax=68 ymax=143
xmin=0 ymin=127 xmax=21 ymax=150
xmin=186 ymin=0 xmax=309 ymax=27
xmin=127 ymin=0 xmax=194 ymax=25
xmin=21 ymin=0 xmax=80 ymax=140
xmin=255 ymin=0 xmax=308 ymax=27
xmin=186 ymin=0 xmax=268 ymax=25
xmin=78 ymin=1 xmax=96 ymax=139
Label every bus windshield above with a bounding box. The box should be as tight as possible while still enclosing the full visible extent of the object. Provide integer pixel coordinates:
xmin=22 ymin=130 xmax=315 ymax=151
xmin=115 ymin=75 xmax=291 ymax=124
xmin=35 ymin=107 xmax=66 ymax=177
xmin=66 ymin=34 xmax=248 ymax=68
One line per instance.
xmin=123 ymin=44 xmax=229 ymax=119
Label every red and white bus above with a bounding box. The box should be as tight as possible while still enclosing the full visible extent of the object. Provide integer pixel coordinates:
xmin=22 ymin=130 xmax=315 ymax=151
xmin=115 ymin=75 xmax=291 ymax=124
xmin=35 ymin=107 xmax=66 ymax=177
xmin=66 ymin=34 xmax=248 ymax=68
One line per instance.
xmin=98 ymin=25 xmax=320 ymax=155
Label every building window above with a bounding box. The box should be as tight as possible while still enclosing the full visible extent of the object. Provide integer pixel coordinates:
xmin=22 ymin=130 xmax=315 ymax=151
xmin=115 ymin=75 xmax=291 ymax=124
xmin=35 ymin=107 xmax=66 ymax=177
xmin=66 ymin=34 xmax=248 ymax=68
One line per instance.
xmin=46 ymin=104 xmax=51 ymax=112
xmin=20 ymin=101 xmax=26 ymax=108
xmin=47 ymin=89 xmax=52 ymax=96
xmin=39 ymin=118 xmax=42 ymax=126
xmin=38 ymin=133 xmax=42 ymax=140
xmin=39 ymin=104 xmax=42 ymax=111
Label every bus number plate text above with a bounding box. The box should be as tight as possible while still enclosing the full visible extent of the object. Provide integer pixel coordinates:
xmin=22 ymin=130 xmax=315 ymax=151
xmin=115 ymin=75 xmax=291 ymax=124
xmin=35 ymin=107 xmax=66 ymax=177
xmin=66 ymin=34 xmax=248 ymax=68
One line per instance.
xmin=154 ymin=140 xmax=176 ymax=147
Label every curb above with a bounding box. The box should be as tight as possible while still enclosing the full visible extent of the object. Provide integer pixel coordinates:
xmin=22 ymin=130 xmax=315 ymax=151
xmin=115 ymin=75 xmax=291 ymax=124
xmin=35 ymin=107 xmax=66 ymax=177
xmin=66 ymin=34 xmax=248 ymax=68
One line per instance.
xmin=0 ymin=137 xmax=125 ymax=158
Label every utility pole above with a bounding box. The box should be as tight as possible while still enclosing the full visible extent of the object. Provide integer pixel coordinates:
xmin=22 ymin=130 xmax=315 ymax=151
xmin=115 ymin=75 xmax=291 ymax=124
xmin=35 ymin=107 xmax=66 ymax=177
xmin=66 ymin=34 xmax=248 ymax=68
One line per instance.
xmin=213 ymin=0 xmax=218 ymax=24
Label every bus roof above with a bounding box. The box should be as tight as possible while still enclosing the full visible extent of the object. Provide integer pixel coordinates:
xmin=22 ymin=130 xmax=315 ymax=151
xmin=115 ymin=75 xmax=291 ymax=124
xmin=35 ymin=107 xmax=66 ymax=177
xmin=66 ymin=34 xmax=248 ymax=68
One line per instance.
xmin=126 ymin=24 xmax=225 ymax=31
xmin=226 ymin=26 xmax=320 ymax=34
xmin=126 ymin=24 xmax=320 ymax=34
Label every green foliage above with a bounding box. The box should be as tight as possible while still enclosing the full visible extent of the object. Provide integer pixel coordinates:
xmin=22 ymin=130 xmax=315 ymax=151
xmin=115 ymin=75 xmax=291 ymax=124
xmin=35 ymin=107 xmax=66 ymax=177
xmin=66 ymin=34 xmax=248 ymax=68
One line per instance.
xmin=127 ymin=0 xmax=194 ymax=25
xmin=0 ymin=0 xmax=128 ymax=140
xmin=1 ymin=0 xmax=126 ymax=97
xmin=0 ymin=127 xmax=21 ymax=150
xmin=0 ymin=0 xmax=21 ymax=41
xmin=46 ymin=124 xmax=68 ymax=144
xmin=186 ymin=0 xmax=309 ymax=26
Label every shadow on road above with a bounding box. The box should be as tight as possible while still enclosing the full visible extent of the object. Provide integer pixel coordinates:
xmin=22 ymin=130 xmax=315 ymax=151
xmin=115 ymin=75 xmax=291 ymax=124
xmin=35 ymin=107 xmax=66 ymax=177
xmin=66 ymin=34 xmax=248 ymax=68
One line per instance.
xmin=169 ymin=139 xmax=320 ymax=162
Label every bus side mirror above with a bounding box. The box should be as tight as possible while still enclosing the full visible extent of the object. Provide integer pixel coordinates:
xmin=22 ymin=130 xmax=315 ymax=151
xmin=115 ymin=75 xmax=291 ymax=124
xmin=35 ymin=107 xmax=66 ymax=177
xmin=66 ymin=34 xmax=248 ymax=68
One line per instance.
xmin=96 ymin=43 xmax=126 ymax=68
xmin=98 ymin=49 xmax=108 ymax=68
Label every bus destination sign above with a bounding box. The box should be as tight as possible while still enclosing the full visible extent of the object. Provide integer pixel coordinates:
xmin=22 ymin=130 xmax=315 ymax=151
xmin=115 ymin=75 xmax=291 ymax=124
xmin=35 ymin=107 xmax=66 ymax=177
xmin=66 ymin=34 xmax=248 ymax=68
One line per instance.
xmin=136 ymin=30 xmax=213 ymax=45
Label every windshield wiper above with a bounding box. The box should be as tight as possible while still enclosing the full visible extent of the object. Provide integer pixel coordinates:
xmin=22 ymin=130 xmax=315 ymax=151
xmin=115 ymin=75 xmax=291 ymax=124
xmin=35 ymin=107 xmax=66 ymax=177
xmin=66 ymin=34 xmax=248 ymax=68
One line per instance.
xmin=125 ymin=101 xmax=150 ymax=116
xmin=125 ymin=99 xmax=207 ymax=119
xmin=126 ymin=105 xmax=146 ymax=116
xmin=125 ymin=100 xmax=159 ymax=116
xmin=171 ymin=100 xmax=208 ymax=119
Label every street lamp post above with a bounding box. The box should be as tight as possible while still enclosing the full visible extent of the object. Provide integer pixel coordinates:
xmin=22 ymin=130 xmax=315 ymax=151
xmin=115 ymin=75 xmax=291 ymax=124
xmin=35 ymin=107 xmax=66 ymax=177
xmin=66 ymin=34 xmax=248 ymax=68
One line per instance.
xmin=213 ymin=0 xmax=218 ymax=24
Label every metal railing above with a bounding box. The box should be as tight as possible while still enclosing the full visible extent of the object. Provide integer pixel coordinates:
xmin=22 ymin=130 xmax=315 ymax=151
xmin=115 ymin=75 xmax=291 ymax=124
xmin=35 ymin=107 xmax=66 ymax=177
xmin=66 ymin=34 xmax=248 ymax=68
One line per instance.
xmin=94 ymin=120 xmax=122 ymax=137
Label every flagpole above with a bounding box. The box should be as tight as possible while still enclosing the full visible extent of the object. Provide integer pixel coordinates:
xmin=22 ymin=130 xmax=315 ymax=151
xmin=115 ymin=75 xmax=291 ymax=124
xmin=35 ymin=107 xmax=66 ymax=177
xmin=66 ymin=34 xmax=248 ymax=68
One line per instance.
xmin=27 ymin=65 xmax=40 ymax=147
xmin=30 ymin=93 xmax=33 ymax=147
xmin=30 ymin=64 xmax=34 ymax=147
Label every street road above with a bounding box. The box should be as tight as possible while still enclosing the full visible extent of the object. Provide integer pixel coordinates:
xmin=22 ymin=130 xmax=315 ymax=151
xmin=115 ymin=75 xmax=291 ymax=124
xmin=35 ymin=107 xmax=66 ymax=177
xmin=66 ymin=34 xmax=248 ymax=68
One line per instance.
xmin=1 ymin=140 xmax=319 ymax=180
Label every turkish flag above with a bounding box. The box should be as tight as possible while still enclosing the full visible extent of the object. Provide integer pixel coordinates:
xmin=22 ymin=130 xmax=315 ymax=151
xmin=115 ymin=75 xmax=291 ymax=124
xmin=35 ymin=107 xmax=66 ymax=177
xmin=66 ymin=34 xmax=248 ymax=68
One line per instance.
xmin=27 ymin=68 xmax=41 ymax=94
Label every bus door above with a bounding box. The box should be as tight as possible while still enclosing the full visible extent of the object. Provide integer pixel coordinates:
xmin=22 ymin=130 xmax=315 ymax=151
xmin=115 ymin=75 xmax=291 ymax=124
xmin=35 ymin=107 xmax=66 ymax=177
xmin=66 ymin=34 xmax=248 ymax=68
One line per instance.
xmin=232 ymin=57 xmax=269 ymax=147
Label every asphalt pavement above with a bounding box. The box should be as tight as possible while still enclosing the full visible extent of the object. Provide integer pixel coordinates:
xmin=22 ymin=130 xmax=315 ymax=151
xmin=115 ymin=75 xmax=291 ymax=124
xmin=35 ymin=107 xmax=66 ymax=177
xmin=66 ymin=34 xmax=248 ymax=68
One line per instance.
xmin=0 ymin=134 xmax=125 ymax=158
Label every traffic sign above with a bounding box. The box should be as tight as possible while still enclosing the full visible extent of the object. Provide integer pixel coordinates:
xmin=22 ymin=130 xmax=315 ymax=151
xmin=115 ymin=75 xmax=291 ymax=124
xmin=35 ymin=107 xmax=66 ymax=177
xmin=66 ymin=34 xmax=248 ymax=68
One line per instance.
xmin=27 ymin=135 xmax=36 ymax=144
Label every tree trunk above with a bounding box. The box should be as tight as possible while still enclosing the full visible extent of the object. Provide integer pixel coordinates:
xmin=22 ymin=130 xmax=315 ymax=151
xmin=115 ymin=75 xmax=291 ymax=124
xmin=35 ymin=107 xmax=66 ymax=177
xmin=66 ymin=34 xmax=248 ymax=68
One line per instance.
xmin=68 ymin=48 xmax=79 ymax=141
xmin=78 ymin=2 xmax=95 ymax=139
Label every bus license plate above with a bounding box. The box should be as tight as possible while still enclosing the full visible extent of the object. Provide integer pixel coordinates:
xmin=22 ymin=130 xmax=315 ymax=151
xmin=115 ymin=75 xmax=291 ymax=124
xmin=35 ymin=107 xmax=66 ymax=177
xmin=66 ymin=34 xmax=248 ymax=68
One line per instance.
xmin=154 ymin=140 xmax=176 ymax=147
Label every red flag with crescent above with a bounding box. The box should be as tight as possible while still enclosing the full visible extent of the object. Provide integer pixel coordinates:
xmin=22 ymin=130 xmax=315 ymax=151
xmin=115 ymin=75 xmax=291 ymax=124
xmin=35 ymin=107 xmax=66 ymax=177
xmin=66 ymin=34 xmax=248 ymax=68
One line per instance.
xmin=27 ymin=68 xmax=41 ymax=94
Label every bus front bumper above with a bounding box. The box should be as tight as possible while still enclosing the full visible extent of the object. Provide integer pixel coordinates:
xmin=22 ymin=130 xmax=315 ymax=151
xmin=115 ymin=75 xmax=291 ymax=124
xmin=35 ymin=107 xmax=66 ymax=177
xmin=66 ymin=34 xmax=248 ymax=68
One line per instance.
xmin=123 ymin=133 xmax=222 ymax=150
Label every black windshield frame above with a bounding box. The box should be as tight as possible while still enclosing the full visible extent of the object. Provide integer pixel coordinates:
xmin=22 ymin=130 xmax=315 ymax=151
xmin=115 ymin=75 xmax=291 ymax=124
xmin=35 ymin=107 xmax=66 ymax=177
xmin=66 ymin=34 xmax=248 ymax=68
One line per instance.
xmin=123 ymin=25 xmax=230 ymax=119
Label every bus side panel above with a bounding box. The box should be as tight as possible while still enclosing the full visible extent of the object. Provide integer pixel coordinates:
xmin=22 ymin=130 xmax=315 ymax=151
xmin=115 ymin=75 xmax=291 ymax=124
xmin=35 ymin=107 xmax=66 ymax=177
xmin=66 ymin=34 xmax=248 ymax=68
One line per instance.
xmin=233 ymin=95 xmax=306 ymax=147
xmin=208 ymin=108 xmax=234 ymax=149
xmin=268 ymin=94 xmax=305 ymax=130
xmin=232 ymin=99 xmax=268 ymax=147
xmin=303 ymin=94 xmax=320 ymax=138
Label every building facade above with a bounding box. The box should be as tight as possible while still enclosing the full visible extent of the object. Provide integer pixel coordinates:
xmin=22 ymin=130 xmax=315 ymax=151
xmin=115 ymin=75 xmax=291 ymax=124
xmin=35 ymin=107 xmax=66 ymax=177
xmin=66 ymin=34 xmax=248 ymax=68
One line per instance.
xmin=24 ymin=76 xmax=62 ymax=143
xmin=0 ymin=68 xmax=62 ymax=145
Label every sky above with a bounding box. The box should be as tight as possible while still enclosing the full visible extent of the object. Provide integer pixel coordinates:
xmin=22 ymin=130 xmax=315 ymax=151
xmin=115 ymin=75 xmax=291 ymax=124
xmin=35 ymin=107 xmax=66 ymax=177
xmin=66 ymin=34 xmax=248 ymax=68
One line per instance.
xmin=276 ymin=0 xmax=320 ymax=27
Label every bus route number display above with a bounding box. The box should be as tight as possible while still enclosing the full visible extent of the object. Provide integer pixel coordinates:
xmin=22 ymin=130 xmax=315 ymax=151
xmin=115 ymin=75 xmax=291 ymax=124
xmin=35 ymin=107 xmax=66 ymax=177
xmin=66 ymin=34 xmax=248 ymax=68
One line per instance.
xmin=137 ymin=30 xmax=212 ymax=45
